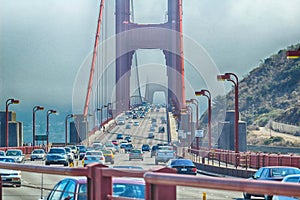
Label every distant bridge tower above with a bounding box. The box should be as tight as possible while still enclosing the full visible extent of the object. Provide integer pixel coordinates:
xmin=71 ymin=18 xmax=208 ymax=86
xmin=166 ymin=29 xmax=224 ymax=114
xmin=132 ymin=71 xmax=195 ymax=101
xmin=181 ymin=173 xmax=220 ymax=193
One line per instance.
xmin=115 ymin=0 xmax=185 ymax=116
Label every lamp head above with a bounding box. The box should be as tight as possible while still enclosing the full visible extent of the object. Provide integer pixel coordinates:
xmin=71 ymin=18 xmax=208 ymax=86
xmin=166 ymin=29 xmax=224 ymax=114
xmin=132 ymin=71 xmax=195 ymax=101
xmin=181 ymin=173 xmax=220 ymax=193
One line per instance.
xmin=217 ymin=74 xmax=230 ymax=81
xmin=37 ymin=106 xmax=44 ymax=110
xmin=195 ymin=91 xmax=204 ymax=96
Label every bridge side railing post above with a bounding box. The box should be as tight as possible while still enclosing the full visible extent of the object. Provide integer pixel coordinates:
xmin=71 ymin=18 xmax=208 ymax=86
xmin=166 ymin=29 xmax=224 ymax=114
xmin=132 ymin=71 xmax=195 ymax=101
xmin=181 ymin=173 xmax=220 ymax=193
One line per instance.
xmin=87 ymin=163 xmax=110 ymax=200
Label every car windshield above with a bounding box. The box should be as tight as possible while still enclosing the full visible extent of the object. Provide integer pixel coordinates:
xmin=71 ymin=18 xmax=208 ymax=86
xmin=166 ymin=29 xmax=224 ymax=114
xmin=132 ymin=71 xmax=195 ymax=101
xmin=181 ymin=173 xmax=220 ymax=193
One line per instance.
xmin=86 ymin=151 xmax=102 ymax=156
xmin=171 ymin=159 xmax=194 ymax=166
xmin=102 ymin=150 xmax=111 ymax=154
xmin=6 ymin=150 xmax=22 ymax=156
xmin=33 ymin=150 xmax=44 ymax=154
xmin=131 ymin=150 xmax=141 ymax=153
xmin=270 ymin=168 xmax=300 ymax=177
xmin=49 ymin=148 xmax=65 ymax=154
xmin=113 ymin=183 xmax=145 ymax=199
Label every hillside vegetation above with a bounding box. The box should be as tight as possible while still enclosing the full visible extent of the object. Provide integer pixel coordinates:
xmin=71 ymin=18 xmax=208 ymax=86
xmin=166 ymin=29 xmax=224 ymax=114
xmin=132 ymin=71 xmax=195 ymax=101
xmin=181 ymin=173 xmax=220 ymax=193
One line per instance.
xmin=200 ymin=44 xmax=300 ymax=147
xmin=214 ymin=44 xmax=300 ymax=127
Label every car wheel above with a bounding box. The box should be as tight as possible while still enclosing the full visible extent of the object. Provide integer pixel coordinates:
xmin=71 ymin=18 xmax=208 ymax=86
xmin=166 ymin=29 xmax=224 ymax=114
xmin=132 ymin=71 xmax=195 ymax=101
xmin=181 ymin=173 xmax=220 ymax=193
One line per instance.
xmin=111 ymin=161 xmax=114 ymax=164
xmin=129 ymin=158 xmax=131 ymax=161
xmin=64 ymin=162 xmax=68 ymax=167
xmin=155 ymin=160 xmax=158 ymax=165
xmin=45 ymin=162 xmax=50 ymax=165
xmin=31 ymin=158 xmax=34 ymax=161
xmin=243 ymin=193 xmax=251 ymax=199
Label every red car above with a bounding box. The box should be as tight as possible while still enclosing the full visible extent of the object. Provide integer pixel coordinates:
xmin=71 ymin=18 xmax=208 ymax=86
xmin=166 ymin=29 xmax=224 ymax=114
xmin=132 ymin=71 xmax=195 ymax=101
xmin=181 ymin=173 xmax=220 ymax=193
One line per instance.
xmin=45 ymin=177 xmax=145 ymax=200
xmin=112 ymin=140 xmax=119 ymax=145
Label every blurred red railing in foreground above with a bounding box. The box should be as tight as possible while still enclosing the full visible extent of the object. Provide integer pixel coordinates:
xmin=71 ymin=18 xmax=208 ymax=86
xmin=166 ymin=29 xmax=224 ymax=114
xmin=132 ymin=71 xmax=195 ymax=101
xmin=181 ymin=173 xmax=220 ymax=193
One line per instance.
xmin=0 ymin=162 xmax=300 ymax=200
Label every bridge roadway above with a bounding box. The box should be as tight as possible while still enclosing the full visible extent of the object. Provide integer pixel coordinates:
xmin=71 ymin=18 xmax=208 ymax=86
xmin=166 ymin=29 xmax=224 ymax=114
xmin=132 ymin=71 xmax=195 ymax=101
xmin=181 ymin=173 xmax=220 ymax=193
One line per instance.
xmin=2 ymin=108 xmax=246 ymax=200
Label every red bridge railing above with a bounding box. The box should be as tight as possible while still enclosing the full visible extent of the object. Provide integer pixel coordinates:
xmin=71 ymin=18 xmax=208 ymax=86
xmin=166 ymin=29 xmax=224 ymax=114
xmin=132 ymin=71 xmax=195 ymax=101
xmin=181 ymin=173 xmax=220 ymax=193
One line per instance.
xmin=0 ymin=162 xmax=300 ymax=200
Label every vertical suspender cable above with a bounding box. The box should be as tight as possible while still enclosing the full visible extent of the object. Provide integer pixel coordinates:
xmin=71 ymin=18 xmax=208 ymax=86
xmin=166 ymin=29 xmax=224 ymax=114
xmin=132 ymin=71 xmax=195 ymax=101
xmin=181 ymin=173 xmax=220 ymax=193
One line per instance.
xmin=83 ymin=0 xmax=105 ymax=117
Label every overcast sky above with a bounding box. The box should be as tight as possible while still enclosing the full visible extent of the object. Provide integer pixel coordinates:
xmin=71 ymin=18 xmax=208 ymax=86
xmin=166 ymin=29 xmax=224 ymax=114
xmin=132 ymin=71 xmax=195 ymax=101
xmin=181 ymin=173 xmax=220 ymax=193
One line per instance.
xmin=1 ymin=0 xmax=300 ymax=115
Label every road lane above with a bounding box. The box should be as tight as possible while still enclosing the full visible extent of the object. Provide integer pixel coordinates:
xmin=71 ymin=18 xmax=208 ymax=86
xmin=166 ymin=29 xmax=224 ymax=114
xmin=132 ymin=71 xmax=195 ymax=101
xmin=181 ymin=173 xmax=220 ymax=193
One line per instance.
xmin=2 ymin=108 xmax=247 ymax=199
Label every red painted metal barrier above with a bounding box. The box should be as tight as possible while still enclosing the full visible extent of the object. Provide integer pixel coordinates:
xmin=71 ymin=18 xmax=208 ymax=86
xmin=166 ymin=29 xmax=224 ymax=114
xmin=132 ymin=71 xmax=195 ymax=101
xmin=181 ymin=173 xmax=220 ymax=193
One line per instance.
xmin=1 ymin=162 xmax=300 ymax=200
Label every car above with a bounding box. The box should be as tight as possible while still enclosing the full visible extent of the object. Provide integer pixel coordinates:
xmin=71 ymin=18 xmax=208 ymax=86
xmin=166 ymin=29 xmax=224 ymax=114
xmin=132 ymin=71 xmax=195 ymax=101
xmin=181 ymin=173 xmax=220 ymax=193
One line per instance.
xmin=273 ymin=174 xmax=300 ymax=200
xmin=149 ymin=126 xmax=155 ymax=132
xmin=30 ymin=149 xmax=46 ymax=161
xmin=45 ymin=147 xmax=69 ymax=166
xmin=0 ymin=156 xmax=21 ymax=187
xmin=133 ymin=121 xmax=140 ymax=126
xmin=141 ymin=144 xmax=150 ymax=152
xmin=45 ymin=177 xmax=145 ymax=200
xmin=82 ymin=150 xmax=105 ymax=167
xmin=166 ymin=159 xmax=197 ymax=175
xmin=124 ymin=136 xmax=132 ymax=142
xmin=117 ymin=133 xmax=123 ymax=140
xmin=148 ymin=132 xmax=154 ymax=139
xmin=102 ymin=149 xmax=114 ymax=164
xmin=125 ymin=124 xmax=131 ymax=129
xmin=92 ymin=142 xmax=105 ymax=151
xmin=120 ymin=141 xmax=129 ymax=149
xmin=129 ymin=149 xmax=143 ymax=161
xmin=158 ymin=126 xmax=165 ymax=133
xmin=112 ymin=140 xmax=119 ymax=145
xmin=6 ymin=149 xmax=25 ymax=163
xmin=105 ymin=142 xmax=117 ymax=153
xmin=124 ymin=143 xmax=134 ymax=153
xmin=243 ymin=166 xmax=300 ymax=200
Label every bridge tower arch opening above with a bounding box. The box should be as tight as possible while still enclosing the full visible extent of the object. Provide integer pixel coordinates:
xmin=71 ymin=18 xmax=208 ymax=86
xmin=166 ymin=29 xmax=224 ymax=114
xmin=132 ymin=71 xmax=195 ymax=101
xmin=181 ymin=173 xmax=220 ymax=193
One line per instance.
xmin=115 ymin=0 xmax=185 ymax=116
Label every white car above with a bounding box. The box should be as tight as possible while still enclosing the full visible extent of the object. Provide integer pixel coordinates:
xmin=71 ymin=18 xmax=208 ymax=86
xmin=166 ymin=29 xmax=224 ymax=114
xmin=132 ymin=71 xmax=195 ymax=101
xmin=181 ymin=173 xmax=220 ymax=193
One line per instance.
xmin=6 ymin=149 xmax=25 ymax=163
xmin=82 ymin=150 xmax=105 ymax=167
xmin=0 ymin=156 xmax=21 ymax=187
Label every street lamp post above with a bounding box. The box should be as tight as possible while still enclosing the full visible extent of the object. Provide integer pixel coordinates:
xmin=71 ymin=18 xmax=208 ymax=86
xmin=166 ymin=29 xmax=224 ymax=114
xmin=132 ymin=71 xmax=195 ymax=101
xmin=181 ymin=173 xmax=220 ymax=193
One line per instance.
xmin=195 ymin=90 xmax=212 ymax=150
xmin=217 ymin=72 xmax=239 ymax=153
xmin=5 ymin=98 xmax=20 ymax=147
xmin=33 ymin=106 xmax=44 ymax=147
xmin=65 ymin=114 xmax=74 ymax=146
xmin=186 ymin=105 xmax=193 ymax=147
xmin=186 ymin=99 xmax=199 ymax=129
xmin=186 ymin=98 xmax=200 ymax=150
xmin=46 ymin=109 xmax=57 ymax=150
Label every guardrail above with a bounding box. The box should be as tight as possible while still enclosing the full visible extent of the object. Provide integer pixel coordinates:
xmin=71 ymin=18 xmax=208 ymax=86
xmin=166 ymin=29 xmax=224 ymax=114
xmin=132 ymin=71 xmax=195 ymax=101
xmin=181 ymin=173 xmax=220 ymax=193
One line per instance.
xmin=177 ymin=146 xmax=300 ymax=168
xmin=0 ymin=162 xmax=300 ymax=200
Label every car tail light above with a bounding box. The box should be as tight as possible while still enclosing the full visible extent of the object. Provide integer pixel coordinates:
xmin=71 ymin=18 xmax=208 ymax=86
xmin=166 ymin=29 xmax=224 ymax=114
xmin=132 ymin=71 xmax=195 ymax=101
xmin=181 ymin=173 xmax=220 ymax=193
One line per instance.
xmin=84 ymin=157 xmax=88 ymax=160
xmin=100 ymin=157 xmax=104 ymax=160
xmin=192 ymin=167 xmax=197 ymax=172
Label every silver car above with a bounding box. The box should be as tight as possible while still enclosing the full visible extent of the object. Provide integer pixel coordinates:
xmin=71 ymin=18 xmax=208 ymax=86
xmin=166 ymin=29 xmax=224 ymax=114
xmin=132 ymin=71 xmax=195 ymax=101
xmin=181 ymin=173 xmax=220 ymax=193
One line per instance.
xmin=82 ymin=150 xmax=105 ymax=167
xmin=5 ymin=149 xmax=25 ymax=163
xmin=129 ymin=149 xmax=143 ymax=161
xmin=30 ymin=149 xmax=46 ymax=161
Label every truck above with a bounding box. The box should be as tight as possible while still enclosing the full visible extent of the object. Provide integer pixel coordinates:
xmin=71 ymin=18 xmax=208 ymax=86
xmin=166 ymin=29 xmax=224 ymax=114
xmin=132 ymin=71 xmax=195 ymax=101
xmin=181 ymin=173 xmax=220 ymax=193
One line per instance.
xmin=155 ymin=146 xmax=176 ymax=165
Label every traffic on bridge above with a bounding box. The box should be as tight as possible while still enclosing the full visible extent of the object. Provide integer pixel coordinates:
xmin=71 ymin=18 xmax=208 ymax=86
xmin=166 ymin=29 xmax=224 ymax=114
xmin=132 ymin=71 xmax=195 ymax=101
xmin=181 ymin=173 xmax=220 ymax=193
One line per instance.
xmin=1 ymin=0 xmax=300 ymax=200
